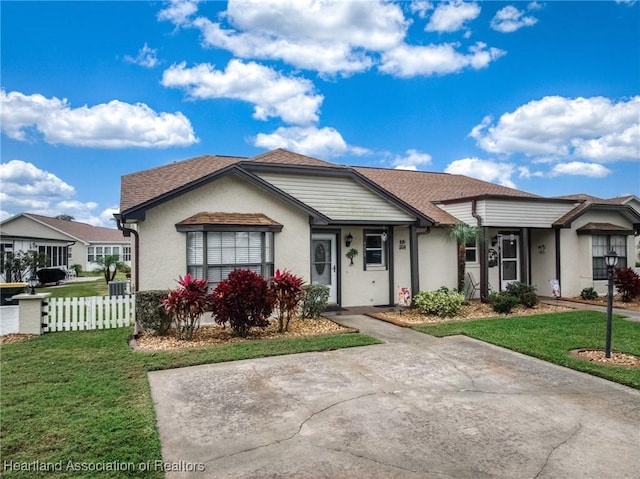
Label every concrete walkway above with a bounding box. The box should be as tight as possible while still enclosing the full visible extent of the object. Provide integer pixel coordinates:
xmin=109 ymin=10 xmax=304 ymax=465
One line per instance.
xmin=148 ymin=313 xmax=640 ymax=479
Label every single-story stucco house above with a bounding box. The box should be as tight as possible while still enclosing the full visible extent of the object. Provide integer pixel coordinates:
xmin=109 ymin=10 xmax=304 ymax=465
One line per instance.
xmin=116 ymin=149 xmax=640 ymax=307
xmin=0 ymin=213 xmax=131 ymax=281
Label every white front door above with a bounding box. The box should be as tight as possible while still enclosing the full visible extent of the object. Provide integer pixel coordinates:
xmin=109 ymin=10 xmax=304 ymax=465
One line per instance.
xmin=311 ymin=234 xmax=338 ymax=304
xmin=500 ymin=235 xmax=520 ymax=290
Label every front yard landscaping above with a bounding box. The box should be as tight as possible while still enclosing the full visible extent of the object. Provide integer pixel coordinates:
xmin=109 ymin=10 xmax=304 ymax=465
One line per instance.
xmin=0 ymin=327 xmax=379 ymax=478
xmin=414 ymin=310 xmax=640 ymax=389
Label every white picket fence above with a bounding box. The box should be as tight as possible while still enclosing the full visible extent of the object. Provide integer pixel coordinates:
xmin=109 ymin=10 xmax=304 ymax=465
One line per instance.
xmin=44 ymin=295 xmax=135 ymax=332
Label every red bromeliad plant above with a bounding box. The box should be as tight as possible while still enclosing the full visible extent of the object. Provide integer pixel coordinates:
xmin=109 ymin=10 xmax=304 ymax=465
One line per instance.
xmin=271 ymin=269 xmax=305 ymax=333
xmin=161 ymin=274 xmax=209 ymax=340
xmin=210 ymin=269 xmax=273 ymax=338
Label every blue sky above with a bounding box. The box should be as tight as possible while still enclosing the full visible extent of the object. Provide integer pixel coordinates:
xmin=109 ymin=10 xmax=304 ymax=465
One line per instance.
xmin=1 ymin=0 xmax=638 ymax=227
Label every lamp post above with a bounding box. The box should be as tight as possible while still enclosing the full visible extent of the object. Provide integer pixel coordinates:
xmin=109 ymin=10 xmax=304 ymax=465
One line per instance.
xmin=604 ymin=250 xmax=619 ymax=358
xmin=27 ymin=272 xmax=39 ymax=295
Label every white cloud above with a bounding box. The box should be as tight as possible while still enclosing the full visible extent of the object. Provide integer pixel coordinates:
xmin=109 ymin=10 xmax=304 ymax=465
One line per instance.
xmin=445 ymin=157 xmax=516 ymax=188
xmin=124 ymin=43 xmax=159 ymax=68
xmin=410 ymin=1 xmax=434 ymax=18
xmin=470 ymin=95 xmax=640 ymax=162
xmin=426 ymin=1 xmax=481 ymax=33
xmin=0 ymin=90 xmax=197 ymax=148
xmin=157 ymin=0 xmax=200 ymax=26
xmin=380 ymin=42 xmax=505 ymax=77
xmin=393 ymin=149 xmax=432 ymax=170
xmin=491 ymin=5 xmax=538 ymax=33
xmin=550 ymin=162 xmax=612 ymax=178
xmin=162 ymin=60 xmax=323 ymax=125
xmin=165 ymin=0 xmax=406 ymax=76
xmin=254 ymin=126 xmax=368 ymax=158
xmin=0 ymin=160 xmax=75 ymax=197
xmin=0 ymin=160 xmax=118 ymax=227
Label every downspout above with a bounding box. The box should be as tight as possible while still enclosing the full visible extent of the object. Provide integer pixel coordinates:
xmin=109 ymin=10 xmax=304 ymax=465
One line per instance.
xmin=555 ymin=228 xmax=561 ymax=296
xmin=471 ymin=200 xmax=489 ymax=302
xmin=115 ymin=216 xmax=139 ymax=293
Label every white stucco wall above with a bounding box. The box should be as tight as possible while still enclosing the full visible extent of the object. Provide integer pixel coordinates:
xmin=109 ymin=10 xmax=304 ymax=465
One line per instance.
xmin=560 ymin=211 xmax=636 ymax=297
xmin=339 ymin=228 xmax=391 ymax=307
xmin=417 ymin=228 xmax=457 ymax=292
xmin=529 ymin=229 xmax=557 ymax=296
xmin=136 ymin=174 xmax=311 ymax=291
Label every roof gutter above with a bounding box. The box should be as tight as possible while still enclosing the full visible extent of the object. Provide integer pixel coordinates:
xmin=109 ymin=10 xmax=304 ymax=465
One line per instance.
xmin=115 ymin=214 xmax=139 ymax=294
xmin=471 ymin=200 xmax=489 ymax=302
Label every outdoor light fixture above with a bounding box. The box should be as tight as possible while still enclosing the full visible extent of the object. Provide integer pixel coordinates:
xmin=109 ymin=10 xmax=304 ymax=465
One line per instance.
xmin=381 ymin=231 xmax=388 ymax=242
xmin=604 ymin=250 xmax=619 ymax=358
xmin=28 ymin=273 xmax=38 ymax=295
xmin=345 ymin=233 xmax=353 ymax=247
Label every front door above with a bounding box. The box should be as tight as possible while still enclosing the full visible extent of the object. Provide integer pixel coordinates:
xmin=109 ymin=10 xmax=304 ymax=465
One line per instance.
xmin=311 ymin=233 xmax=338 ymax=304
xmin=500 ymin=235 xmax=520 ymax=290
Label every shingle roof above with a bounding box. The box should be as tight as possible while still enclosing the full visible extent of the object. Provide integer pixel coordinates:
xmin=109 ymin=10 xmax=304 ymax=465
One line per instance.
xmin=576 ymin=222 xmax=635 ymax=233
xmin=23 ymin=214 xmax=127 ymax=243
xmin=353 ymin=167 xmax=540 ymax=225
xmin=176 ymin=212 xmax=282 ymax=228
xmin=551 ymin=194 xmax=639 ymax=227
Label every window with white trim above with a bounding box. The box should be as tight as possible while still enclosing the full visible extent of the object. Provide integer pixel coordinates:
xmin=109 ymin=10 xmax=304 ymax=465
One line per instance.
xmin=187 ymin=231 xmax=274 ymax=289
xmin=364 ymin=230 xmax=387 ymax=270
xmin=592 ymin=235 xmax=627 ymax=280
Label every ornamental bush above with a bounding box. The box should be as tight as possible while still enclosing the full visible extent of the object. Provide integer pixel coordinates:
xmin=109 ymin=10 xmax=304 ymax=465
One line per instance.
xmin=162 ymin=274 xmax=209 ymax=340
xmin=580 ymin=287 xmax=599 ymax=300
xmin=489 ymin=292 xmax=520 ymax=314
xmin=504 ymin=282 xmax=539 ymax=308
xmin=210 ymin=269 xmax=273 ymax=338
xmin=136 ymin=290 xmax=172 ymax=336
xmin=301 ymin=284 xmax=330 ymax=319
xmin=614 ymin=267 xmax=640 ymax=303
xmin=271 ymin=269 xmax=305 ymax=333
xmin=413 ymin=288 xmax=465 ymax=317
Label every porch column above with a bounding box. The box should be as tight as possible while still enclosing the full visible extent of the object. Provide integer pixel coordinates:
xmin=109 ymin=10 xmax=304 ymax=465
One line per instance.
xmin=480 ymin=227 xmax=489 ymax=301
xmin=409 ymin=225 xmax=419 ymax=297
xmin=521 ymin=228 xmax=530 ymax=285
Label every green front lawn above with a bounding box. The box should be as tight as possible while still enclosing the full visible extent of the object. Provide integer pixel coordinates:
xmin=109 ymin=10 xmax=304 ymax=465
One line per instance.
xmin=1 ymin=328 xmax=380 ymax=478
xmin=415 ymin=311 xmax=640 ymax=389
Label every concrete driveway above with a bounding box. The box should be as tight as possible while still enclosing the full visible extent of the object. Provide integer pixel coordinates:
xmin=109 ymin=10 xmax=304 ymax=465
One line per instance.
xmin=148 ymin=315 xmax=640 ymax=479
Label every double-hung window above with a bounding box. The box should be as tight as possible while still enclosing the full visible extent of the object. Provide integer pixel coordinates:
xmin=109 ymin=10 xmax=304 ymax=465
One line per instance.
xmin=592 ymin=234 xmax=627 ymax=280
xmin=187 ymin=231 xmax=274 ymax=290
xmin=364 ymin=230 xmax=388 ymax=270
xmin=465 ymin=238 xmax=477 ymax=263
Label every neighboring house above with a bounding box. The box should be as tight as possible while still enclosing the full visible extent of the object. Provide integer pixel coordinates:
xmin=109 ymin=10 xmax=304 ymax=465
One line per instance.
xmin=117 ymin=149 xmax=640 ymax=307
xmin=0 ymin=213 xmax=131 ymax=281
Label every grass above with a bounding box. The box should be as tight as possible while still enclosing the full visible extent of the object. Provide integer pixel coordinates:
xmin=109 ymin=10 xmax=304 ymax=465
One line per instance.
xmin=0 ymin=328 xmax=381 ymax=478
xmin=415 ymin=310 xmax=640 ymax=389
xmin=38 ymin=273 xmax=129 ymax=298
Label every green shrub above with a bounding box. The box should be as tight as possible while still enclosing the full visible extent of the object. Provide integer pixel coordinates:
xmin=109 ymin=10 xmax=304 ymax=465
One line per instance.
xmin=489 ymin=292 xmax=520 ymax=314
xmin=301 ymin=284 xmax=330 ymax=319
xmin=70 ymin=264 xmax=83 ymax=276
xmin=580 ymin=287 xmax=599 ymax=300
xmin=136 ymin=290 xmax=172 ymax=336
xmin=505 ymin=282 xmax=539 ymax=308
xmin=413 ymin=288 xmax=465 ymax=317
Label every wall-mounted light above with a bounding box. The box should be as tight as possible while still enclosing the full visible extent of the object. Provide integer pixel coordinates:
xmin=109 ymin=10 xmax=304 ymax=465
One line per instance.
xmin=538 ymin=244 xmax=546 ymax=254
xmin=345 ymin=233 xmax=353 ymax=247
xmin=491 ymin=235 xmax=498 ymax=247
xmin=381 ymin=231 xmax=388 ymax=242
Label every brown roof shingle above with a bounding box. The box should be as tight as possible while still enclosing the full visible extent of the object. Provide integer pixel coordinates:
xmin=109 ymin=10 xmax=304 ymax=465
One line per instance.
xmin=354 ymin=166 xmax=540 ymax=224
xmin=177 ymin=212 xmax=282 ymax=228
xmin=25 ymin=214 xmax=127 ymax=243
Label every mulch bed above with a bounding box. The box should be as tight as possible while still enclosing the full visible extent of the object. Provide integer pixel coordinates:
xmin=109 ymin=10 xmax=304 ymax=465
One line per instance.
xmin=0 ymin=334 xmax=36 ymax=345
xmin=134 ymin=316 xmax=357 ymax=352
xmin=571 ymin=349 xmax=640 ymax=369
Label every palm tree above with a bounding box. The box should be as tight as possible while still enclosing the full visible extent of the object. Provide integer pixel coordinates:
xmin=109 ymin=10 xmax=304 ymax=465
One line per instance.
xmin=448 ymin=224 xmax=479 ymax=293
xmin=93 ymin=254 xmax=123 ymax=284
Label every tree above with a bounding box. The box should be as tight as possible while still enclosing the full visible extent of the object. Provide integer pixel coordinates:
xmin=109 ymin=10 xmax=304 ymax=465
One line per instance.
xmin=93 ymin=254 xmax=123 ymax=284
xmin=55 ymin=214 xmax=75 ymax=221
xmin=1 ymin=250 xmax=47 ymax=282
xmin=447 ymin=224 xmax=479 ymax=293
